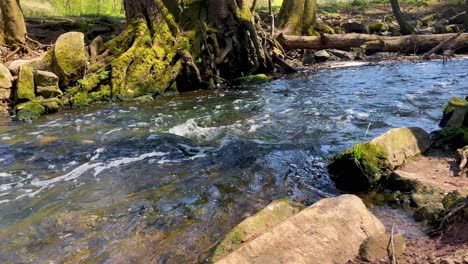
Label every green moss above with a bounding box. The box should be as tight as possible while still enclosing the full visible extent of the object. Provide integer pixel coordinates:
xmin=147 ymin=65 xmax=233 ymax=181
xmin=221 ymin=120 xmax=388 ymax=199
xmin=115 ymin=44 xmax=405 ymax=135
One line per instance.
xmin=89 ymin=85 xmax=111 ymax=102
xmin=328 ymin=143 xmax=388 ymax=191
xmin=443 ymin=97 xmax=468 ymax=115
xmin=16 ymin=66 xmax=35 ymax=102
xmin=442 ymin=191 xmax=463 ymax=209
xmin=433 ymin=127 xmax=468 ymax=148
xmin=232 ymin=74 xmax=270 ymax=86
xmin=15 ymin=101 xmax=46 ymax=121
xmin=369 ymin=21 xmax=389 ymax=33
xmin=38 ymin=98 xmax=64 ymax=113
xmin=71 ymin=92 xmax=92 ymax=108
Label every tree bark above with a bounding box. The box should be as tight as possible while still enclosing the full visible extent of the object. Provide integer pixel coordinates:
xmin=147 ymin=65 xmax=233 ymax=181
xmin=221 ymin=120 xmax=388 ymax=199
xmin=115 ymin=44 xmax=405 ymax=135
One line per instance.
xmin=278 ymin=0 xmax=317 ymax=35
xmin=389 ymin=0 xmax=413 ymax=35
xmin=278 ymin=33 xmax=468 ymax=53
xmin=90 ymin=0 xmax=275 ymax=97
xmin=0 ymin=0 xmax=27 ymax=46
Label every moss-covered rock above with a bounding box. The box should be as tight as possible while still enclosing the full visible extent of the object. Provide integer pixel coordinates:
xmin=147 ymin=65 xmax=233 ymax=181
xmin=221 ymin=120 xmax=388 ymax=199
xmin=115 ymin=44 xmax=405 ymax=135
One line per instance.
xmin=52 ymin=32 xmax=88 ymax=88
xmin=15 ymin=101 xmax=46 ymax=121
xmin=211 ymin=199 xmax=303 ymax=262
xmin=420 ymin=14 xmax=437 ymax=26
xmin=414 ymin=202 xmax=445 ymax=224
xmin=71 ymin=92 xmax=92 ymax=108
xmin=328 ymin=143 xmax=388 ymax=192
xmin=34 ymin=70 xmax=62 ymax=98
xmin=442 ymin=191 xmax=464 ymax=210
xmin=433 ymin=127 xmax=468 ymax=148
xmin=232 ymin=74 xmax=270 ymax=86
xmin=368 ymin=21 xmax=389 ymax=33
xmin=439 ymin=96 xmax=468 ymax=129
xmin=369 ymin=127 xmax=431 ymax=170
xmin=38 ymin=98 xmax=64 ymax=113
xmin=15 ymin=66 xmax=35 ymax=103
xmin=411 ymin=192 xmax=445 ymax=208
xmin=0 ymin=63 xmax=13 ymax=100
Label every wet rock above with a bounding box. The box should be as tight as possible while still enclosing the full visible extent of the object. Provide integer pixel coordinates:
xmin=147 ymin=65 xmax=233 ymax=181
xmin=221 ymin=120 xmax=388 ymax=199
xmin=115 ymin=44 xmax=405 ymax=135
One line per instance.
xmin=414 ymin=202 xmax=444 ymax=223
xmin=14 ymin=101 xmax=46 ymax=121
xmin=34 ymin=70 xmax=62 ymax=98
xmin=359 ymin=233 xmax=406 ymax=262
xmin=216 ymin=195 xmax=386 ymax=264
xmin=52 ymin=32 xmax=88 ymax=88
xmin=342 ymin=21 xmax=368 ymax=33
xmin=89 ymin=36 xmax=104 ymax=63
xmin=441 ymin=8 xmax=458 ymax=19
xmin=212 ymin=199 xmax=303 ymax=262
xmin=302 ymin=54 xmax=315 ymax=65
xmin=15 ymin=66 xmax=35 ymax=103
xmin=369 ymin=127 xmax=431 ymax=170
xmin=0 ymin=63 xmax=13 ymax=100
xmin=440 ymin=97 xmax=468 ymax=129
xmin=314 ymin=50 xmax=333 ymax=62
xmin=327 ymin=49 xmax=355 ymax=60
xmin=444 ymin=24 xmax=461 ymax=33
xmin=449 ymin=12 xmax=466 ymax=24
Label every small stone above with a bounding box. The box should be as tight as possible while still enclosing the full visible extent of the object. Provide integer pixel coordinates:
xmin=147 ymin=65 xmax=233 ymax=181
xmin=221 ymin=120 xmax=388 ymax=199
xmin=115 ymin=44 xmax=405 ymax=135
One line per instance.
xmin=342 ymin=20 xmax=368 ymax=33
xmin=314 ymin=50 xmax=333 ymax=62
xmin=0 ymin=63 xmax=13 ymax=100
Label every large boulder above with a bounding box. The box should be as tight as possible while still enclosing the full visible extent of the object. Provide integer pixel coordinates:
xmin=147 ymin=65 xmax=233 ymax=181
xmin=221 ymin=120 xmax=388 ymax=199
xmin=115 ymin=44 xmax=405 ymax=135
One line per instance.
xmin=216 ymin=195 xmax=385 ymax=264
xmin=328 ymin=127 xmax=431 ymax=192
xmin=15 ymin=66 xmax=35 ymax=103
xmin=369 ymin=127 xmax=431 ymax=169
xmin=52 ymin=32 xmax=88 ymax=88
xmin=212 ymin=199 xmax=304 ymax=262
xmin=34 ymin=70 xmax=62 ymax=98
xmin=0 ymin=63 xmax=13 ymax=100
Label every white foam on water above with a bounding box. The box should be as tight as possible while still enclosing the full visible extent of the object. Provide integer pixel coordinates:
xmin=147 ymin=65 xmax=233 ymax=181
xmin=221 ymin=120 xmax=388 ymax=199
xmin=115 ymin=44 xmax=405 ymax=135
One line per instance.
xmin=104 ymin=128 xmax=122 ymax=135
xmin=168 ymin=118 xmax=232 ymax=142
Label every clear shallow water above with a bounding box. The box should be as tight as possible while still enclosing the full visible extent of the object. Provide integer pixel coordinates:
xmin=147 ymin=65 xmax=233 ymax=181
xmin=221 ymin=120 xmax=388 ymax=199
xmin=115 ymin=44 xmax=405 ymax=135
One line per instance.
xmin=0 ymin=60 xmax=467 ymax=263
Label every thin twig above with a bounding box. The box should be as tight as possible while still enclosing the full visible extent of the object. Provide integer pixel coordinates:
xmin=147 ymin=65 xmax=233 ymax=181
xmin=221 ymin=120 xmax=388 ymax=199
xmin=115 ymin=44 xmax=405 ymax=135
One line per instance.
xmin=5 ymin=47 xmax=21 ymax=60
xmin=387 ymin=219 xmax=397 ymax=264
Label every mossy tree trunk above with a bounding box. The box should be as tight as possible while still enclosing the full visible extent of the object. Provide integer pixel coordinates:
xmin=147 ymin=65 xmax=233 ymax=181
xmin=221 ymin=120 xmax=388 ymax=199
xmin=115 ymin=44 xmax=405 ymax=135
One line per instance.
xmin=277 ymin=0 xmax=317 ymax=35
xmin=91 ymin=0 xmax=274 ymax=97
xmin=0 ymin=0 xmax=27 ymax=46
xmin=389 ymin=0 xmax=413 ymax=35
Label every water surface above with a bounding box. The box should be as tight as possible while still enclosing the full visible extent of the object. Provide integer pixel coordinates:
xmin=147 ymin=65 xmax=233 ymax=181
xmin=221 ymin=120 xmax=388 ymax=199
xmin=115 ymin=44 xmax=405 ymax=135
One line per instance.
xmin=0 ymin=60 xmax=467 ymax=263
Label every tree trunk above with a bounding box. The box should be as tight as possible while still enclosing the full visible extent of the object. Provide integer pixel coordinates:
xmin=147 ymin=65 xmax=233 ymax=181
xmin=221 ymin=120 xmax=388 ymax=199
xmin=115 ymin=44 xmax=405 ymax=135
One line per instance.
xmin=278 ymin=33 xmax=468 ymax=53
xmin=389 ymin=0 xmax=413 ymax=35
xmin=278 ymin=0 xmax=317 ymax=35
xmin=89 ymin=0 xmax=275 ymax=98
xmin=0 ymin=0 xmax=27 ymax=46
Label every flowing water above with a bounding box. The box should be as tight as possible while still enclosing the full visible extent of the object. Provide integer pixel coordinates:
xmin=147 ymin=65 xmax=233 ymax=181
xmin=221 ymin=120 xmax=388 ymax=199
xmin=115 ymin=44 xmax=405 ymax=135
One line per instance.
xmin=0 ymin=60 xmax=467 ymax=263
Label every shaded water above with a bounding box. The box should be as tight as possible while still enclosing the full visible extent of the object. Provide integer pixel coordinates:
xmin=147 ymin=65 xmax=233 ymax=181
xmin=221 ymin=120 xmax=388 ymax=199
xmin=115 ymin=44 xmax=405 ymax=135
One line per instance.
xmin=0 ymin=60 xmax=467 ymax=263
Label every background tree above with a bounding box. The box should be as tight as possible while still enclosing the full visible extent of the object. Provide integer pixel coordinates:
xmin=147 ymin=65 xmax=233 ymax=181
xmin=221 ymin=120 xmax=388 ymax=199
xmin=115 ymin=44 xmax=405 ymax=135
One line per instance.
xmin=90 ymin=0 xmax=275 ymax=97
xmin=0 ymin=0 xmax=27 ymax=46
xmin=277 ymin=0 xmax=317 ymax=35
xmin=389 ymin=0 xmax=414 ymax=35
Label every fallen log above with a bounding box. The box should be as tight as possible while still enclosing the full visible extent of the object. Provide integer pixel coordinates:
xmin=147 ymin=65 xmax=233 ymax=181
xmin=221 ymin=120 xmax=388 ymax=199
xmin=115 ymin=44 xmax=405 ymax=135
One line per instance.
xmin=422 ymin=31 xmax=464 ymax=59
xmin=277 ymin=33 xmax=468 ymax=54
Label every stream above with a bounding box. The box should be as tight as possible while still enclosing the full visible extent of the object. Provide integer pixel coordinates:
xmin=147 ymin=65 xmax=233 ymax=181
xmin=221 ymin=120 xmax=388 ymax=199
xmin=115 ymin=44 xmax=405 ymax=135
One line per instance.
xmin=0 ymin=60 xmax=467 ymax=263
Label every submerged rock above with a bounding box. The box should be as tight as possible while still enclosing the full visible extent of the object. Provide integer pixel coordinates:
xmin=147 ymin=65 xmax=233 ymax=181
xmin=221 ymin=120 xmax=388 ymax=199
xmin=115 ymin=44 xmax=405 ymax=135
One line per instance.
xmin=34 ymin=70 xmax=62 ymax=98
xmin=216 ymin=195 xmax=385 ymax=264
xmin=15 ymin=66 xmax=35 ymax=103
xmin=0 ymin=63 xmax=13 ymax=100
xmin=212 ymin=199 xmax=304 ymax=262
xmin=52 ymin=32 xmax=88 ymax=88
